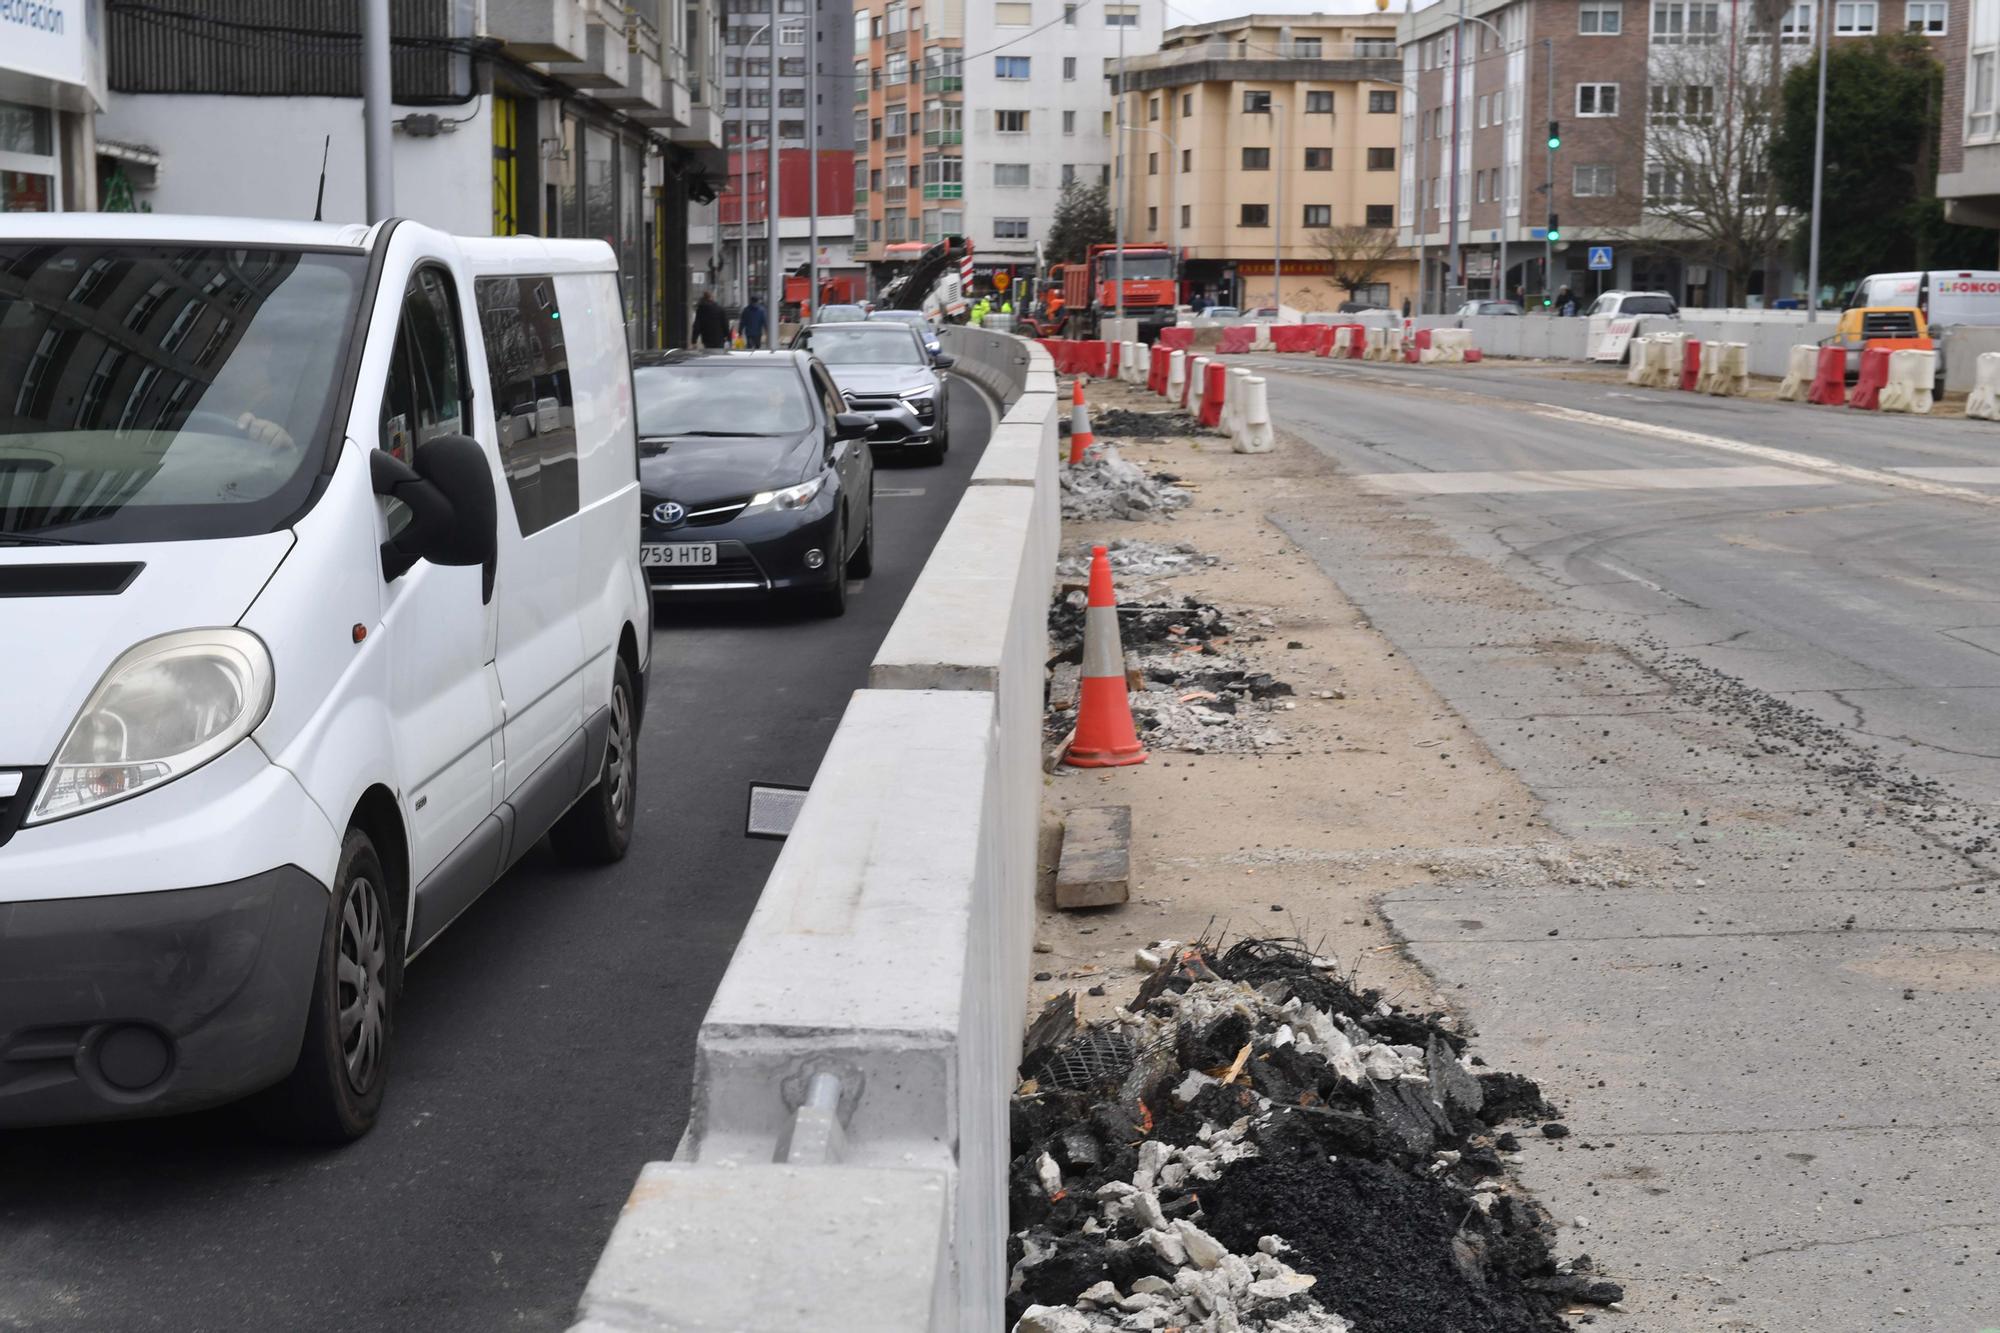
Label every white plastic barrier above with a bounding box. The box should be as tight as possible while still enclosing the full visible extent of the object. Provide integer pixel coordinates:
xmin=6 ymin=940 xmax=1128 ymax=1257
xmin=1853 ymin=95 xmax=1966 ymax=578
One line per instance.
xmin=1646 ymin=333 xmax=1688 ymax=389
xmin=1968 ymin=352 xmax=2000 ymax=420
xmin=1123 ymin=342 xmax=1142 ymax=385
xmin=1880 ymin=348 xmax=1937 ymax=414
xmin=1188 ymin=355 xmax=1210 ymax=416
xmin=1167 ymin=349 xmax=1187 ymax=401
xmin=1334 ymin=326 xmax=1360 ymax=357
xmin=1625 ymin=336 xmax=1651 ymax=385
xmin=1233 ymin=375 xmax=1275 ymax=453
xmin=1225 ymin=366 xmax=1252 ymax=435
xmin=1699 ymin=341 xmax=1748 ymax=397
xmin=1775 ymin=344 xmax=1817 ymax=402
xmin=1423 ymin=328 xmax=1472 ymax=364
xmin=1362 ymin=326 xmax=1387 ymax=361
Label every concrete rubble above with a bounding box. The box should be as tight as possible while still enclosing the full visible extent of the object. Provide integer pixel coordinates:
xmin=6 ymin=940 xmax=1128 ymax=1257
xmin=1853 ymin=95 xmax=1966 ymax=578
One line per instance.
xmin=1007 ymin=940 xmax=1623 ymax=1333
xmin=1061 ymin=444 xmax=1195 ymax=523
xmin=1056 ymin=538 xmax=1222 ymax=583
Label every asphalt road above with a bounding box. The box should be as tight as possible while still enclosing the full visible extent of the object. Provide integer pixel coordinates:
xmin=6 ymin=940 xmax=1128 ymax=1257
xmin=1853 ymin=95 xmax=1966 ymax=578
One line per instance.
xmin=1243 ymin=355 xmax=2000 ymax=1330
xmin=0 ymin=376 xmax=996 ymax=1333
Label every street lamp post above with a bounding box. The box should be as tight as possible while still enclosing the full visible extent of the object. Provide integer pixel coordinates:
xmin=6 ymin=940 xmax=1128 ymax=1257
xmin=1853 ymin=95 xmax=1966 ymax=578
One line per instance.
xmin=1115 ymin=18 xmax=1127 ymax=326
xmin=767 ymin=0 xmax=782 ymax=327
xmin=1542 ymin=36 xmax=1553 ymax=306
xmin=736 ymin=22 xmax=772 ymax=310
xmin=1806 ymin=0 xmax=1829 ymax=320
xmin=1270 ymin=100 xmax=1285 ymax=310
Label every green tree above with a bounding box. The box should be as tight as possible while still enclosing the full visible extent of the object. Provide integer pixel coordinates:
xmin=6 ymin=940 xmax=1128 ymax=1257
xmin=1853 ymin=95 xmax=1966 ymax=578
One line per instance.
xmin=1772 ymin=34 xmax=1991 ymax=293
xmin=1046 ymin=180 xmax=1114 ymax=264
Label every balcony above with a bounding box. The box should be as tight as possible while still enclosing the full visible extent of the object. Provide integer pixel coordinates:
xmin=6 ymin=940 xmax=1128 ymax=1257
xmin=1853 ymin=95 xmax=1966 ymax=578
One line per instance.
xmin=922 ymin=128 xmax=962 ymax=145
xmin=1106 ymin=37 xmax=1398 ymax=92
xmin=488 ymin=0 xmax=590 ymax=62
xmin=923 ymin=74 xmax=962 ymax=92
xmin=885 ymin=133 xmax=907 ymax=150
xmin=545 ymin=8 xmax=632 ymax=89
xmin=855 ymin=187 xmax=870 ymax=205
xmin=885 ymin=185 xmax=908 ymax=203
xmin=593 ymin=12 xmax=665 ymax=113
xmin=922 ymin=181 xmax=962 ymax=199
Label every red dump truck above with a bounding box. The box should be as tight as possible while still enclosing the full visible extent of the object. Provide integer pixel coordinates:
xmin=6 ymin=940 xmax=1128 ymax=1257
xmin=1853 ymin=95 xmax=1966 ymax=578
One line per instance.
xmin=1057 ymin=244 xmax=1179 ymax=340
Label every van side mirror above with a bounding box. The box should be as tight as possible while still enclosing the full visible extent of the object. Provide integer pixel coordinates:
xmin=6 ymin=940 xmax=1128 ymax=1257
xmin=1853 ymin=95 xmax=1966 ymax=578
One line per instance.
xmin=370 ymin=434 xmax=499 ymax=601
xmin=833 ymin=411 xmax=876 ymax=441
xmin=932 ymin=352 xmax=956 ymax=370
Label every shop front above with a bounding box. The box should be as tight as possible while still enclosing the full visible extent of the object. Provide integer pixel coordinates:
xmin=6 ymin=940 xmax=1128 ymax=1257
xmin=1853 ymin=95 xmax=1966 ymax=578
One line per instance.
xmin=1 ymin=0 xmax=105 ymax=212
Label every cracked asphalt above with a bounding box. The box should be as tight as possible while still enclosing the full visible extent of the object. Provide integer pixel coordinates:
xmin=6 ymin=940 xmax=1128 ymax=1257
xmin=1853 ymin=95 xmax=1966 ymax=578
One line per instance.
xmin=1247 ymin=355 xmax=2000 ymax=1330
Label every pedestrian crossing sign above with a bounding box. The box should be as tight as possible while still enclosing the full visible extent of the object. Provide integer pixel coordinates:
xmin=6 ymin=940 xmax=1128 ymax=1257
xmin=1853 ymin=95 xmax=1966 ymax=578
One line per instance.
xmin=1588 ymin=246 xmax=1614 ymax=271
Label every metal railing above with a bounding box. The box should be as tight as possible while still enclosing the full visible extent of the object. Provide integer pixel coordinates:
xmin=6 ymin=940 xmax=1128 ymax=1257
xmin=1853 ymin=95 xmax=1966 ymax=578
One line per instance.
xmin=1113 ymin=37 xmax=1396 ymax=73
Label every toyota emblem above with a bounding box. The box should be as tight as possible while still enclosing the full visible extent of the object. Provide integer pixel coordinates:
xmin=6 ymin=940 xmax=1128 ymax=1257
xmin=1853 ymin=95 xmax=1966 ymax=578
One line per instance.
xmin=652 ymin=500 xmax=687 ymax=528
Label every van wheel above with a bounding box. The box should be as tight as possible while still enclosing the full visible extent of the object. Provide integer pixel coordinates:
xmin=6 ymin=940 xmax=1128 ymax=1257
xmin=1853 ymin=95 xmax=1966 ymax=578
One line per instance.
xmin=552 ymin=656 xmax=639 ymax=866
xmin=255 ymin=829 xmax=400 ymax=1144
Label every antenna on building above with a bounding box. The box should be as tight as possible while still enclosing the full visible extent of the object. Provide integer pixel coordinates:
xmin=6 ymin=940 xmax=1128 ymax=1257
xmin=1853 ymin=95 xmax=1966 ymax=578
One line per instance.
xmin=312 ymin=136 xmax=331 ymax=223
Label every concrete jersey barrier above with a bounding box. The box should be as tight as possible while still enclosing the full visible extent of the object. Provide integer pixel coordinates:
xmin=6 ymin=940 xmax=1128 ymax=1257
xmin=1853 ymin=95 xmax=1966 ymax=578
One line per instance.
xmin=569 ymin=330 xmax=1056 ymax=1333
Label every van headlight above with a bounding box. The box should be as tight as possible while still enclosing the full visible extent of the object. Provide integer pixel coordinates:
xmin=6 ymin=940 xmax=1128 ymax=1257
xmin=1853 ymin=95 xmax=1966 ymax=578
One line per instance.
xmin=743 ymin=474 xmax=826 ymax=515
xmin=29 ymin=628 xmax=275 ymax=824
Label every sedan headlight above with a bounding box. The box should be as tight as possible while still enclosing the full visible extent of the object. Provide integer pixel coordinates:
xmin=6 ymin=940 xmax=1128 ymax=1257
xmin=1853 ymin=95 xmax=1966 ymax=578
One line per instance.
xmin=29 ymin=628 xmax=275 ymax=824
xmin=743 ymin=473 xmax=827 ymax=516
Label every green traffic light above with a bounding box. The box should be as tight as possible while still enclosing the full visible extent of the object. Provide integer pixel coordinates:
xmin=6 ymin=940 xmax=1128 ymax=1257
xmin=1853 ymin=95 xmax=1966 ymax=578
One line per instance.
xmin=1548 ymin=228 xmax=1561 ymax=241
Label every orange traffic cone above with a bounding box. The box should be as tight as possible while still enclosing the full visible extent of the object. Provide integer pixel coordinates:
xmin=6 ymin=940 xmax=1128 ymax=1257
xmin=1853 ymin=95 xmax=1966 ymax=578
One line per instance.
xmin=1065 ymin=545 xmax=1148 ymax=768
xmin=1068 ymin=377 xmax=1096 ymax=465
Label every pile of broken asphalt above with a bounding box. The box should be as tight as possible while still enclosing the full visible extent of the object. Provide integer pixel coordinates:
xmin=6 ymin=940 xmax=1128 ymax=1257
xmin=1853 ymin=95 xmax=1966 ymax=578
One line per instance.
xmin=1008 ymin=938 xmax=1623 ymax=1333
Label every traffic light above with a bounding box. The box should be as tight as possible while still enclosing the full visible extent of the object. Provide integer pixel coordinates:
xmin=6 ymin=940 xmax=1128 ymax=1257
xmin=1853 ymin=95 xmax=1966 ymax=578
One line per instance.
xmin=1547 ymin=214 xmax=1561 ymax=242
xmin=1547 ymin=120 xmax=1561 ymax=150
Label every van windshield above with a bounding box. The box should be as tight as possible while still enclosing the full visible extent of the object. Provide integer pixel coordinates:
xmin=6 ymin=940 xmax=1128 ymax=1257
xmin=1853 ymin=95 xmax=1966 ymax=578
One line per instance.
xmin=0 ymin=243 xmax=367 ymax=544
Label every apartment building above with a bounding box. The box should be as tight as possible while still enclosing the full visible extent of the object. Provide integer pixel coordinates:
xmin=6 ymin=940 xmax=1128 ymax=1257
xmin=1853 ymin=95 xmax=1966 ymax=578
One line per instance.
xmin=1939 ymin=0 xmax=2000 ymax=227
xmin=963 ymin=0 xmax=1163 ymax=275
xmin=846 ymin=0 xmax=965 ymax=285
xmin=1115 ymin=11 xmax=1414 ymax=311
xmin=719 ymin=0 xmax=854 ymax=151
xmin=1402 ymin=0 xmax=1920 ymax=310
xmin=92 ymin=0 xmax=727 ymax=347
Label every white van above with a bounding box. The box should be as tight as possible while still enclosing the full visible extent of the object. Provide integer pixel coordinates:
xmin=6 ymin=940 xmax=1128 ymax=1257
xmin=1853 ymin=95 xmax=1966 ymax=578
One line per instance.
xmin=0 ymin=216 xmax=649 ymax=1141
xmin=1848 ymin=270 xmax=2000 ymax=329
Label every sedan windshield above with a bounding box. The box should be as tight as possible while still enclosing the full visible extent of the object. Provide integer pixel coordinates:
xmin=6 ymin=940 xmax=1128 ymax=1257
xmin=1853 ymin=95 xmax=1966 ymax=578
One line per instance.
xmin=633 ymin=361 xmax=814 ymax=437
xmin=0 ymin=243 xmax=366 ymax=543
xmin=799 ymin=326 xmax=927 ymax=366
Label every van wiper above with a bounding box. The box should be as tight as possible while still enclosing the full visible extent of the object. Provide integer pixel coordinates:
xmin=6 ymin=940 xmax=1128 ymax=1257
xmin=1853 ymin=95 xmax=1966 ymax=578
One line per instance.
xmin=0 ymin=529 xmax=91 ymax=546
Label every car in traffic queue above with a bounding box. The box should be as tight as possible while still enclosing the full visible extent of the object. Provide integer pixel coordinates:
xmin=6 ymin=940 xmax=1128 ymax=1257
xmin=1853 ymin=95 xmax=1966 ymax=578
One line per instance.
xmin=868 ymin=307 xmax=943 ymax=361
xmin=788 ymin=321 xmax=954 ymax=465
xmin=811 ymin=303 xmax=869 ymax=324
xmin=0 ymin=215 xmax=649 ymax=1141
xmin=631 ymin=349 xmax=877 ymax=617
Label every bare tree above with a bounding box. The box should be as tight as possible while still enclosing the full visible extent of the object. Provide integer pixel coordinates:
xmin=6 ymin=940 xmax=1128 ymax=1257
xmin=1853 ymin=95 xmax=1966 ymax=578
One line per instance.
xmin=1608 ymin=7 xmax=1801 ymax=305
xmin=1313 ymin=225 xmax=1406 ymax=301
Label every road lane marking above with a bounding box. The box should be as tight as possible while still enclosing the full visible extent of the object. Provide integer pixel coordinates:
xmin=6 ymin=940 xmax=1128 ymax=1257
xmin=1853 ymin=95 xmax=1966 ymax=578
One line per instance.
xmin=1530 ymin=403 xmax=2000 ymax=510
xmin=1358 ymin=465 xmax=1836 ymax=495
xmin=877 ymin=487 xmax=927 ymax=497
xmin=1890 ymin=466 xmax=2000 ymax=483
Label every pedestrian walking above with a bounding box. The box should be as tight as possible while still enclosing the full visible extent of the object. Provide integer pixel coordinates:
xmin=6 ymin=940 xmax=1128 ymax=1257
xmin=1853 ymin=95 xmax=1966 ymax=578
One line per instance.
xmin=738 ymin=296 xmax=768 ymax=350
xmin=1555 ymin=286 xmax=1578 ymax=318
xmin=692 ymin=291 xmax=730 ymax=349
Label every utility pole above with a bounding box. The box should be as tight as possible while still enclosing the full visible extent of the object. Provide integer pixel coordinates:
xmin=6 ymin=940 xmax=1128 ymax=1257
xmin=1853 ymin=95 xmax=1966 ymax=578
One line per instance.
xmin=1272 ymin=100 xmax=1285 ymax=310
xmin=767 ymin=0 xmax=782 ymax=328
xmin=1115 ymin=16 xmax=1126 ymax=326
xmin=808 ymin=25 xmax=819 ymax=317
xmin=361 ymin=0 xmax=393 ymax=221
xmin=1445 ymin=0 xmax=1464 ymax=310
xmin=1806 ymin=0 xmax=1829 ymax=320
xmin=1542 ymin=37 xmax=1553 ymax=305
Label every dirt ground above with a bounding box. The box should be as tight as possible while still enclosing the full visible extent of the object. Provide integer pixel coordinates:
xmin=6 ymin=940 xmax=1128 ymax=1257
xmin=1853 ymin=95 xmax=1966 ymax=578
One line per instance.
xmin=1035 ymin=373 xmax=1550 ymax=1023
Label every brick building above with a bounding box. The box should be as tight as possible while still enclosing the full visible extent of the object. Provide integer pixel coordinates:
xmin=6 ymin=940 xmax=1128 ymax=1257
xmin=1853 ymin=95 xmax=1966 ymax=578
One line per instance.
xmin=1114 ymin=10 xmax=1416 ymax=312
xmin=1400 ymin=0 xmax=1919 ymax=309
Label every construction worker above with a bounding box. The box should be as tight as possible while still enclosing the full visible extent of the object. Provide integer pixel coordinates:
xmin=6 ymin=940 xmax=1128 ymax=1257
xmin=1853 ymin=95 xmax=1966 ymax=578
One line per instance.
xmin=1000 ymin=297 xmax=1013 ymax=315
xmin=971 ymin=295 xmax=990 ymax=326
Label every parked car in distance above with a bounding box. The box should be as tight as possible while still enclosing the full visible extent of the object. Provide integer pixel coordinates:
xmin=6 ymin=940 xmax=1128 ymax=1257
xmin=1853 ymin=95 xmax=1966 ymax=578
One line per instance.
xmin=1456 ymin=300 xmax=1523 ymax=317
xmin=0 ymin=215 xmax=650 ymax=1142
xmin=789 ymin=321 xmax=953 ymax=464
xmin=630 ymin=349 xmax=876 ymax=616
xmin=1338 ymin=300 xmax=1389 ymax=314
xmin=812 ymin=303 xmax=868 ymax=323
xmin=1204 ymin=306 xmax=1241 ymax=320
xmin=869 ymin=307 xmax=943 ymax=360
xmin=1584 ymin=290 xmax=1680 ymax=319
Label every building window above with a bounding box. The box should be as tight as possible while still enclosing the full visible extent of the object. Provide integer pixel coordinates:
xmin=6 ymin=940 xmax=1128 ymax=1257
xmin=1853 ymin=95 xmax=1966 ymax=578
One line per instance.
xmin=1771 ymin=2 xmax=1814 ymax=39
xmin=1580 ymin=0 xmax=1622 ymax=32
xmin=1062 ymin=163 xmax=1077 ymax=184
xmin=1065 ymin=2 xmax=1077 ymax=20
xmin=1181 ymin=203 xmax=1191 ymax=226
xmin=779 ymin=23 xmax=804 ymax=43
xmin=1148 ymin=151 xmax=1159 ymax=174
xmin=1063 ymin=56 xmax=1076 ymax=79
xmin=1644 ymin=164 xmax=1685 ymax=201
xmin=1366 ymin=146 xmax=1395 ymax=170
xmin=1304 ymin=146 xmax=1332 ymax=170
xmin=1063 ymin=109 xmax=1077 ymax=133
xmin=1182 ymin=92 xmax=1193 ymax=115
xmin=995 ymin=0 xmax=1031 ymax=22
xmin=780 ymin=88 xmax=805 ymax=107
xmin=1651 ymin=1 xmax=1720 ymax=42
xmin=1649 ymin=83 xmax=1715 ymax=122
xmin=1106 ymin=3 xmax=1138 ymax=23
xmin=853 ymin=10 xmax=869 ymax=41
xmin=1974 ymin=44 xmax=1999 ymax=141
xmin=1240 ymin=203 xmax=1269 ymax=227
xmin=1366 ymin=203 xmax=1394 ymax=227
xmin=1836 ymin=0 xmax=1879 ymax=30
xmin=1242 ymin=146 xmax=1271 ymax=169
xmin=1475 ymin=170 xmax=1487 ymax=202
xmin=1368 ymin=89 xmax=1396 ymax=113
xmin=1181 ymin=148 xmax=1191 ymax=170
xmin=1574 ymin=163 xmax=1616 ymax=195
xmin=779 ymin=119 xmax=804 ymax=139
xmin=1147 ymin=206 xmax=1158 ymax=229
xmin=1303 ymin=204 xmax=1331 ymax=226
xmin=994 ymin=162 xmax=1030 ymax=186
xmin=885 ymin=52 xmax=907 ymax=81
xmin=1290 ymin=36 xmax=1322 ymax=55
xmin=995 ymin=217 xmax=1030 ymax=238
xmin=1244 ymin=90 xmax=1272 ymax=113
xmin=1103 ymin=110 xmax=1113 ymax=134
xmin=1305 ymin=89 xmax=1334 ymax=113
xmin=1577 ymin=83 xmax=1619 ymax=115
xmin=1478 ymin=93 xmax=1490 ymax=126
xmin=995 ymin=55 xmax=1031 ymax=78
xmin=1150 ymin=96 xmax=1161 ymax=121
xmin=996 ymin=110 xmax=1029 ymax=132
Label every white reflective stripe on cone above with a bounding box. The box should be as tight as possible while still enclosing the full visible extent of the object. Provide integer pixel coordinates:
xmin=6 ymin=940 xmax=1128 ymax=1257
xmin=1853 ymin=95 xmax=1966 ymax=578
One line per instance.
xmin=1082 ymin=605 xmax=1126 ymax=678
